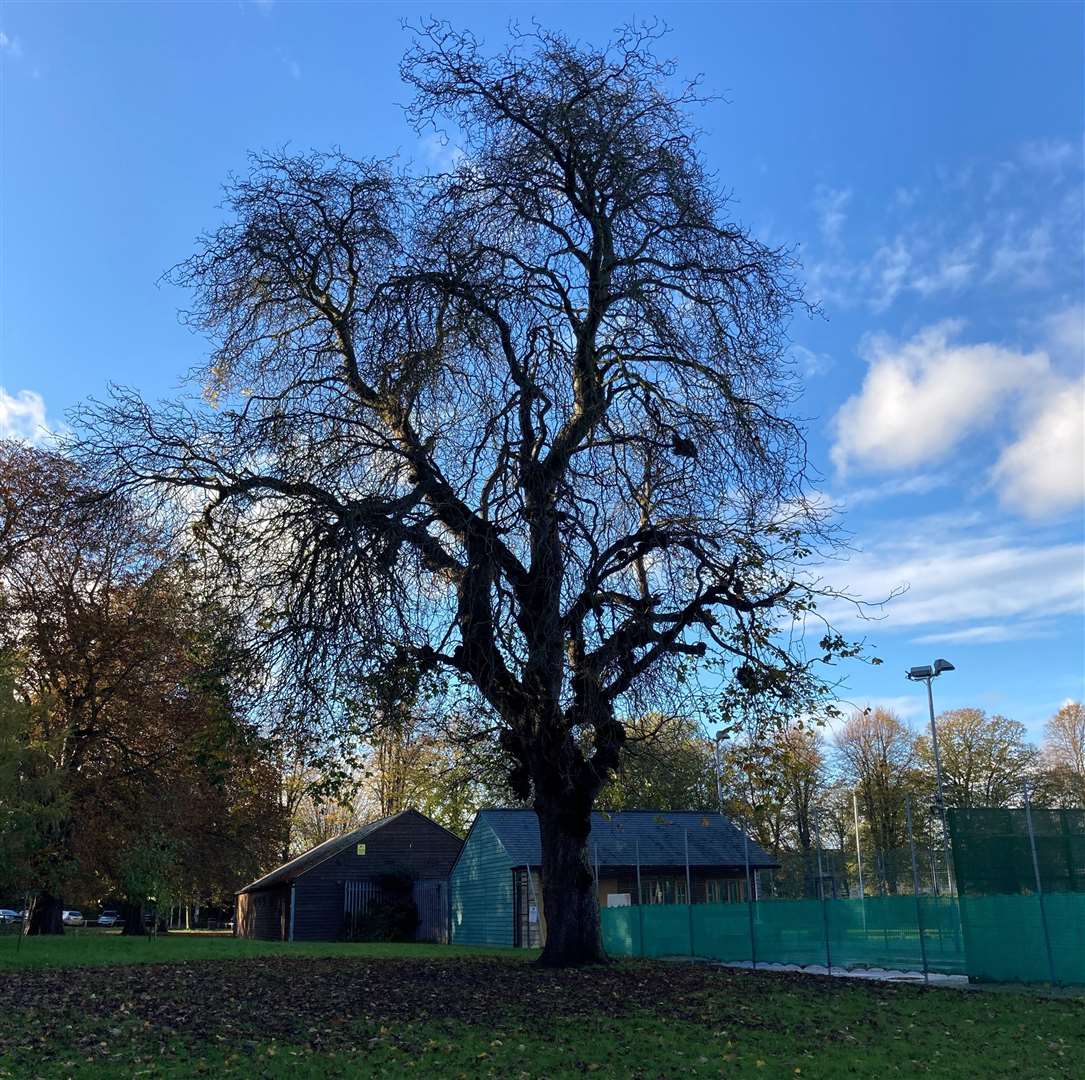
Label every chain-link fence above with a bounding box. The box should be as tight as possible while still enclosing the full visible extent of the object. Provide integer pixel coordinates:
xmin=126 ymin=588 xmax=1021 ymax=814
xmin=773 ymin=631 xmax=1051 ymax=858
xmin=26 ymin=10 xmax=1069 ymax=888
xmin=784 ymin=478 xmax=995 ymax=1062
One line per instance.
xmin=600 ymin=792 xmax=1085 ymax=986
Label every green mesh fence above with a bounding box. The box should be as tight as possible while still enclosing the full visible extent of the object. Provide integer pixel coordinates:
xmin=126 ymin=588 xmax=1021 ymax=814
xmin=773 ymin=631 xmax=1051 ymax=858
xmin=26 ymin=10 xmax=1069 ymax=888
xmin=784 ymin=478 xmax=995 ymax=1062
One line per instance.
xmin=948 ymin=808 xmax=1085 ymax=895
xmin=601 ymin=892 xmax=1085 ymax=984
xmin=602 ymin=897 xmax=966 ymax=975
xmin=956 ymin=893 xmax=1085 ymax=984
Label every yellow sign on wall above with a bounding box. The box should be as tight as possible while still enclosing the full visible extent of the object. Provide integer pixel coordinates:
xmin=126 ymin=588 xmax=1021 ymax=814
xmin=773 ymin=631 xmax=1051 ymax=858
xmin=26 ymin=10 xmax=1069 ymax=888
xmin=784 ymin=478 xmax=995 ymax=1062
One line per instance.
xmin=356 ymin=843 xmax=366 ymax=855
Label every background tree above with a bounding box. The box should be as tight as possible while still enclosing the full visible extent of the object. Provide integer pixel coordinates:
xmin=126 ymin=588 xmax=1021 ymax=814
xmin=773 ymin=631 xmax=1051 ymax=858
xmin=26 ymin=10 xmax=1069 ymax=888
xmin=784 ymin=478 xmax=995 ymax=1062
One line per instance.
xmin=1039 ymin=701 xmax=1085 ymax=806
xmin=598 ymin=713 xmax=715 ymax=812
xmin=833 ymin=708 xmax=918 ymax=894
xmin=0 ymin=443 xmax=284 ymax=932
xmin=915 ymin=708 xmax=1037 ymax=809
xmin=79 ymin=25 xmax=858 ymax=964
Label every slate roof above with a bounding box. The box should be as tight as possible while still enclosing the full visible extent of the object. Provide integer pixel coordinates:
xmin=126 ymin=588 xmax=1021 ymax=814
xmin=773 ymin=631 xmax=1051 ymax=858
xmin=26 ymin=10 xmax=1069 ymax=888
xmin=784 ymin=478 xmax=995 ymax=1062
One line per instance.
xmin=235 ymin=809 xmax=461 ymax=894
xmin=476 ymin=809 xmax=777 ymax=869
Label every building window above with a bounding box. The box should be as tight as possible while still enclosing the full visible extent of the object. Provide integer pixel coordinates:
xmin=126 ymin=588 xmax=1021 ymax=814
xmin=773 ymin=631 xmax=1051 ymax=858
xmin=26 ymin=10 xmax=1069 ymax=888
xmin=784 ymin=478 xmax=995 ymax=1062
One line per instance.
xmin=639 ymin=876 xmax=688 ymax=905
xmin=705 ymin=878 xmax=747 ymax=903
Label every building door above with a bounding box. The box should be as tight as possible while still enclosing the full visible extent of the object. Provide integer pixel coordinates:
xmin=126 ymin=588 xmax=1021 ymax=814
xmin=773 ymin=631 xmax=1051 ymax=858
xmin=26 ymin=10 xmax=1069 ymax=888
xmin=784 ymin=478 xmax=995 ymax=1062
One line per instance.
xmin=412 ymin=879 xmax=448 ymax=943
xmin=512 ymin=869 xmax=542 ymax=948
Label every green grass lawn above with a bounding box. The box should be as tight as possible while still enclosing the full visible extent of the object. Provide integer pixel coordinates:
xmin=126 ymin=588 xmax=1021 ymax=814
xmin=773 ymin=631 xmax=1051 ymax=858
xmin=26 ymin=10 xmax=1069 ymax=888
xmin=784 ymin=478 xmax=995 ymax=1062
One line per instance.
xmin=0 ymin=929 xmax=526 ymax=970
xmin=1 ymin=934 xmax=1082 ymax=1079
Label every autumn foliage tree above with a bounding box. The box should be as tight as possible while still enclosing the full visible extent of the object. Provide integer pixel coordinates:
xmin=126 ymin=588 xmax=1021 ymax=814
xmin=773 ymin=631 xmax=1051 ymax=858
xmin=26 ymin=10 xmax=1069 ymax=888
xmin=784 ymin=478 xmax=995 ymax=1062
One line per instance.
xmin=78 ymin=25 xmax=856 ymax=963
xmin=0 ymin=442 xmax=283 ymax=932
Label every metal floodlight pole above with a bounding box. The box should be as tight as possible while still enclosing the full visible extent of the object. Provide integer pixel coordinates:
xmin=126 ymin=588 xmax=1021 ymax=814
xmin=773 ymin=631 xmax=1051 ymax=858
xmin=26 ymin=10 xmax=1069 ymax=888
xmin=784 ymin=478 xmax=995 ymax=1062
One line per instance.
xmin=743 ymin=826 xmax=757 ymax=970
xmin=905 ymin=797 xmax=930 ymax=986
xmin=814 ymin=820 xmax=832 ymax=975
xmin=852 ymin=790 xmax=867 ymax=933
xmin=1023 ymin=782 xmax=1058 ymax=986
xmin=907 ymin=659 xmax=955 ymax=895
xmin=713 ymin=731 xmax=726 ymax=813
xmin=684 ymin=828 xmax=694 ymax=956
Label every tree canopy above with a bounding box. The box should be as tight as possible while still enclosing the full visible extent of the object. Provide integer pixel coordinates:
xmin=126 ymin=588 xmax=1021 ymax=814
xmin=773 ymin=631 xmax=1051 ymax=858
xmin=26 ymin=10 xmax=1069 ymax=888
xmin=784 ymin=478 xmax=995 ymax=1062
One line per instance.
xmin=76 ymin=23 xmax=860 ymax=963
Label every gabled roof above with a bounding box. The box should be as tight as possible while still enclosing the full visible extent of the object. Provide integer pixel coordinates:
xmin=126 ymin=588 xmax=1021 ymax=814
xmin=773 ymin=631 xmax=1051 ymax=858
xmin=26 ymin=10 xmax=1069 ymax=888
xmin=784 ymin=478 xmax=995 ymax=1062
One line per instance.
xmin=474 ymin=809 xmax=777 ymax=869
xmin=236 ymin=808 xmax=460 ymax=894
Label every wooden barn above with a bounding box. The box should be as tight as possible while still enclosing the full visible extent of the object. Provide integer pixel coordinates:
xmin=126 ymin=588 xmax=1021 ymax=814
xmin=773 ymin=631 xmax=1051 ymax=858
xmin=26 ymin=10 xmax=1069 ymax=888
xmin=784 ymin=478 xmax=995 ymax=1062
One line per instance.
xmin=449 ymin=809 xmax=776 ymax=948
xmin=235 ymin=808 xmax=463 ymax=942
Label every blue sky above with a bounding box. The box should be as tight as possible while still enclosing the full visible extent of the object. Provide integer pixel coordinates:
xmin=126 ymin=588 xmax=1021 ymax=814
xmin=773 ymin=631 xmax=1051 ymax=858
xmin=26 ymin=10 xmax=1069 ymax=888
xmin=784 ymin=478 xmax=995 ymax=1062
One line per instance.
xmin=2 ymin=2 xmax=1082 ymax=739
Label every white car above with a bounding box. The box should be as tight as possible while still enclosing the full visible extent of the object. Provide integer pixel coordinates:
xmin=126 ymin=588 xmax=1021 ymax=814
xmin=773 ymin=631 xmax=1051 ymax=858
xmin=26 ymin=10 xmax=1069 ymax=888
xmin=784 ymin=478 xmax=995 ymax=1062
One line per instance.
xmin=62 ymin=910 xmax=86 ymax=926
xmin=97 ymin=910 xmax=121 ymax=927
xmin=0 ymin=909 xmax=21 ymax=924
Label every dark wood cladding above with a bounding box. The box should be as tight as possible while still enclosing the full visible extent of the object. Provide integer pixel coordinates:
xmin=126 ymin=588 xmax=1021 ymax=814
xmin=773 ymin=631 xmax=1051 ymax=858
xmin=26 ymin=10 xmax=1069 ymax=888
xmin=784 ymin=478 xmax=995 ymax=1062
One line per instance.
xmin=235 ymin=809 xmax=463 ymax=941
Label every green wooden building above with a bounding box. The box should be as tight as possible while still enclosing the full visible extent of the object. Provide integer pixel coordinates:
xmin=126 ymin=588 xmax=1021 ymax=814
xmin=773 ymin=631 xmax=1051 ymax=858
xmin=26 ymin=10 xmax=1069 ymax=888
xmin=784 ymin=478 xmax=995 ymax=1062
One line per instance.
xmin=449 ymin=809 xmax=775 ymax=948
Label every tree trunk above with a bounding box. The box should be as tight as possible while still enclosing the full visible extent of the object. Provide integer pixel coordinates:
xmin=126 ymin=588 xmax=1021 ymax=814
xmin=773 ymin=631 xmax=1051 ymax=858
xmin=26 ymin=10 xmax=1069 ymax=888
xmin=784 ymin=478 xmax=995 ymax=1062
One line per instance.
xmin=24 ymin=892 xmax=64 ymax=936
xmin=120 ymin=902 xmax=145 ymax=935
xmin=535 ymin=803 xmax=607 ymax=967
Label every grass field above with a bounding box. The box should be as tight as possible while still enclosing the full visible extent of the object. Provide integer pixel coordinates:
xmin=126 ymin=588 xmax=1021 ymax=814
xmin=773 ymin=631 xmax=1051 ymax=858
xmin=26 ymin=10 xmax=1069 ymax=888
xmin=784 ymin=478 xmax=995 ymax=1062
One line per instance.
xmin=0 ymin=929 xmax=522 ymax=969
xmin=2 ymin=934 xmax=1082 ymax=1079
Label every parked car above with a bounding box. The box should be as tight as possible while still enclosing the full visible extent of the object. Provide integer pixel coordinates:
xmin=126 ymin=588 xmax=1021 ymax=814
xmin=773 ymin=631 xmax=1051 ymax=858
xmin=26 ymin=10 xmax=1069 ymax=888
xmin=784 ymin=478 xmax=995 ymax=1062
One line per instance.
xmin=97 ymin=910 xmax=122 ymax=927
xmin=62 ymin=910 xmax=86 ymax=927
xmin=0 ymin=909 xmax=21 ymax=924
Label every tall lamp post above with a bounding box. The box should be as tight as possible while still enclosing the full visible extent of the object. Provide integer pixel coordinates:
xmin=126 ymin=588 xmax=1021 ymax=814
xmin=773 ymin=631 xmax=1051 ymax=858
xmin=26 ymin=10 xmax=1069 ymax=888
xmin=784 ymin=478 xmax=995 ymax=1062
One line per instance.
xmin=906 ymin=658 xmax=955 ymax=894
xmin=713 ymin=730 xmax=727 ymax=813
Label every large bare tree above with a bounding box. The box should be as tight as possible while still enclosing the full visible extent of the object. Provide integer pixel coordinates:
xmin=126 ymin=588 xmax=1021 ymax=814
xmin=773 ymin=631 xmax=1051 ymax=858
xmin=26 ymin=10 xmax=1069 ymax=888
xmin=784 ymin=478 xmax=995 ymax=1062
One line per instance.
xmin=78 ymin=24 xmax=855 ymax=964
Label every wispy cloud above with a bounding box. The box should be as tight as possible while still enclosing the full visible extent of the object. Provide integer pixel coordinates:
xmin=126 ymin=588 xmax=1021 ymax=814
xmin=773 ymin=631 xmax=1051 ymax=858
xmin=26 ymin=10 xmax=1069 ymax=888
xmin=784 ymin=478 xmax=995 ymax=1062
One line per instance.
xmin=986 ymin=218 xmax=1053 ymax=289
xmin=417 ymin=132 xmax=466 ymax=174
xmin=912 ymin=621 xmax=1058 ymax=646
xmin=818 ymin=514 xmax=1085 ymax=639
xmin=790 ymin=343 xmax=833 ymax=379
xmin=1018 ymin=137 xmax=1079 ymax=175
xmin=0 ymin=30 xmax=23 ymax=59
xmin=813 ymin=185 xmax=851 ymax=245
xmin=830 ymin=473 xmax=951 ymax=509
xmin=0 ymin=387 xmax=58 ymax=444
xmin=807 ymin=141 xmax=1082 ymax=313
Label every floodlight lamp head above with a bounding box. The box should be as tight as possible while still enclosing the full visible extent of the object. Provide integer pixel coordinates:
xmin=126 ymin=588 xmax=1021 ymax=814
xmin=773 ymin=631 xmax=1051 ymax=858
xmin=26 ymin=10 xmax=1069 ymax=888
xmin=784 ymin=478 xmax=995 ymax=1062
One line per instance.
xmin=907 ymin=665 xmax=934 ymax=681
xmin=932 ymin=659 xmax=955 ymax=676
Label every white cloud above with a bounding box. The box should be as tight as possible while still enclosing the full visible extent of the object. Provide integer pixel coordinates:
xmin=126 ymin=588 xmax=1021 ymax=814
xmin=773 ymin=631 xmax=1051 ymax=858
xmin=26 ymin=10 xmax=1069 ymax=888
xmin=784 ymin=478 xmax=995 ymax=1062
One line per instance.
xmin=1019 ymin=138 xmax=1078 ymax=175
xmin=0 ymin=387 xmax=54 ymax=444
xmin=418 ymin=133 xmax=466 ymax=174
xmin=818 ymin=516 xmax=1085 ymax=637
xmin=831 ymin=473 xmax=950 ymax=509
xmin=912 ymin=621 xmax=1057 ymax=645
xmin=986 ymin=219 xmax=1053 ymax=289
xmin=790 ymin=344 xmax=832 ymax=379
xmin=912 ymin=231 xmax=982 ymax=297
xmin=0 ymin=30 xmax=22 ymax=59
xmin=831 ymin=321 xmax=1048 ymax=473
xmin=993 ymin=376 xmax=1085 ymax=518
xmin=1045 ymin=303 xmax=1084 ymax=365
xmin=813 ymin=186 xmax=851 ymax=245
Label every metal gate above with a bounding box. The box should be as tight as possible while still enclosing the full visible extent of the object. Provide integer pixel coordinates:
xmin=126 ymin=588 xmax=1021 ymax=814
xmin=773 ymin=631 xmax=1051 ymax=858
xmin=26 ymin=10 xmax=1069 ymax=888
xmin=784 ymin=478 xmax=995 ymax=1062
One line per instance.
xmin=343 ymin=879 xmax=448 ymax=943
xmin=413 ymin=879 xmax=448 ymax=943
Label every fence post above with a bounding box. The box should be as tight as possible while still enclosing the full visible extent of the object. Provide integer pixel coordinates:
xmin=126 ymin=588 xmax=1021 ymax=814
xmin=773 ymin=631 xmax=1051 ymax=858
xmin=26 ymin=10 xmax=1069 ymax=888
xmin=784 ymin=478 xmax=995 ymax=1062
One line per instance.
xmin=1023 ymin=782 xmax=1058 ymax=985
xmin=635 ymin=839 xmax=644 ymax=957
xmin=684 ymin=828 xmax=694 ymax=957
xmin=906 ymin=797 xmax=930 ymax=986
xmin=744 ymin=826 xmax=757 ymax=970
xmin=814 ymin=821 xmax=832 ymax=975
xmin=852 ymin=791 xmax=867 ymax=935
